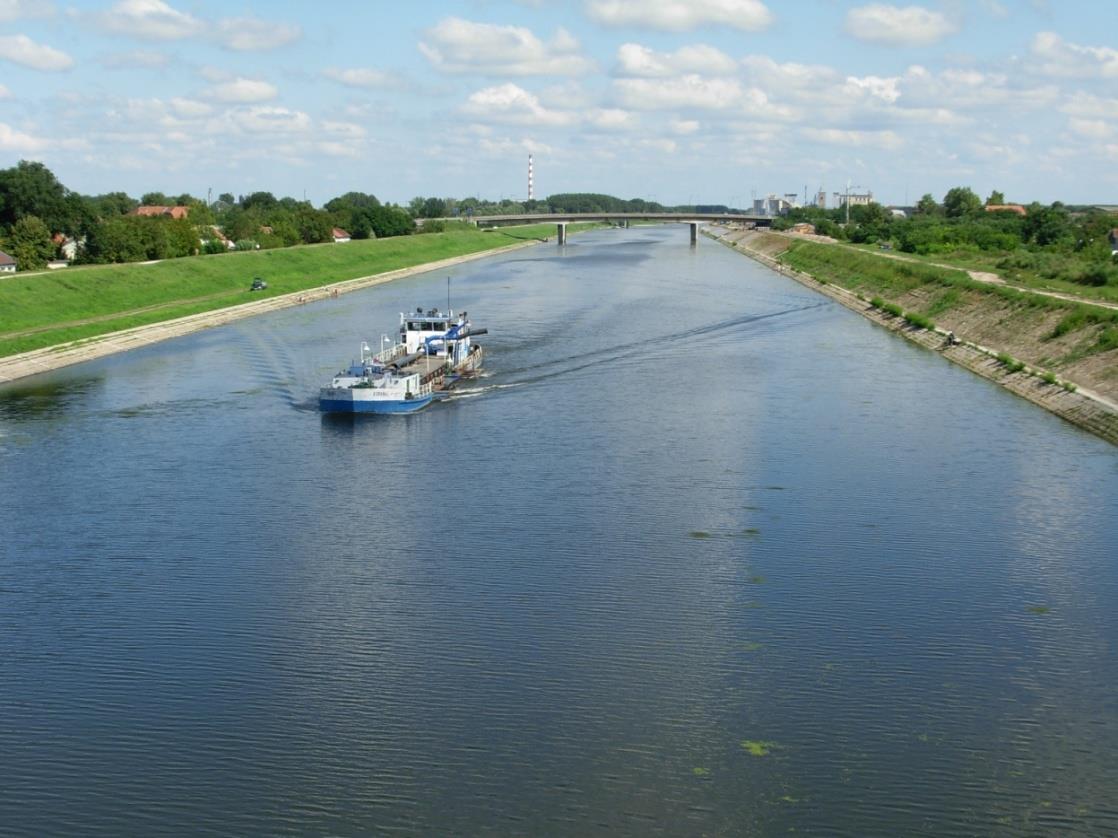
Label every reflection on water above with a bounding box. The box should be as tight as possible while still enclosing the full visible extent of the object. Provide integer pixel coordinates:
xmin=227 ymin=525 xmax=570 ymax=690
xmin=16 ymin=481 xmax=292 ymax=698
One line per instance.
xmin=0 ymin=375 xmax=104 ymax=419
xmin=1 ymin=226 xmax=1117 ymax=836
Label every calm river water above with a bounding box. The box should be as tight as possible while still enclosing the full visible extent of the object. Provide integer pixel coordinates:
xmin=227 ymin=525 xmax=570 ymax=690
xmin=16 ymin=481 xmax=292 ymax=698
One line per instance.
xmin=2 ymin=226 xmax=1117 ymax=836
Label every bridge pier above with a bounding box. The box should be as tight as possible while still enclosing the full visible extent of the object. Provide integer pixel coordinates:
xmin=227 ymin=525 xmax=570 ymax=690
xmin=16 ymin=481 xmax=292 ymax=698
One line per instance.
xmin=689 ymin=222 xmax=698 ymax=246
xmin=556 ymin=222 xmax=567 ymax=245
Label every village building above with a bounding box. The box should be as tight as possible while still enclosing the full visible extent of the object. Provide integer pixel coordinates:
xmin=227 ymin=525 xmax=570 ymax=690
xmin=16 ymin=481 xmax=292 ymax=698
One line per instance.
xmin=0 ymin=250 xmax=17 ymax=273
xmin=132 ymin=206 xmax=190 ymax=219
xmin=984 ymin=204 xmax=1027 ymax=216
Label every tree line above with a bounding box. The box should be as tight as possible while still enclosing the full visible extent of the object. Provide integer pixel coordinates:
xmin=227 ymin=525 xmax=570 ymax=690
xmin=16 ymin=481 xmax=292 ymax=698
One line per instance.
xmin=0 ymin=161 xmax=419 ymax=271
xmin=0 ymin=161 xmax=745 ymax=272
xmin=774 ymin=187 xmax=1118 ymax=288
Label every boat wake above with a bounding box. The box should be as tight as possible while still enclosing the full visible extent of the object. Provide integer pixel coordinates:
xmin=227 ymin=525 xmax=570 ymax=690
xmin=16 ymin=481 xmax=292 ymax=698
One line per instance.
xmin=500 ymin=301 xmax=827 ymax=386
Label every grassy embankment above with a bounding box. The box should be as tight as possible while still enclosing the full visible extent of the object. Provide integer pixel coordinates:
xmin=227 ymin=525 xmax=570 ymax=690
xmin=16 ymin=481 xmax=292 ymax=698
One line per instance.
xmin=0 ymin=222 xmax=597 ymax=357
xmin=771 ymin=236 xmax=1118 ymax=398
xmin=844 ymin=242 xmax=1118 ymax=306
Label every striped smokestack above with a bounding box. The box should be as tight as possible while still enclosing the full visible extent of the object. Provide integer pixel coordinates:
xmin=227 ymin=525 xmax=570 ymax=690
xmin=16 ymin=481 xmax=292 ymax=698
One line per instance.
xmin=528 ymin=154 xmax=534 ymax=201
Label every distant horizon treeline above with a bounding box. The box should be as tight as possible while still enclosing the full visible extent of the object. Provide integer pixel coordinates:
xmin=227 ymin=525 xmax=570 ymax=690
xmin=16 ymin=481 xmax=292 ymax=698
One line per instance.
xmin=775 ymin=187 xmax=1118 ymax=288
xmin=0 ymin=160 xmax=740 ymax=272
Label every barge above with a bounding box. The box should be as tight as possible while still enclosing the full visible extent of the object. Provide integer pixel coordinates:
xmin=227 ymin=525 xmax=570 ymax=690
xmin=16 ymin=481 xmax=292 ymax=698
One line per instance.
xmin=319 ymin=308 xmax=486 ymax=414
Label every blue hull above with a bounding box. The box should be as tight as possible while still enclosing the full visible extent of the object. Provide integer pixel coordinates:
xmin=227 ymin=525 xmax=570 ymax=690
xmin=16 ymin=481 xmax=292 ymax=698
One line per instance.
xmin=319 ymin=395 xmax=434 ymax=414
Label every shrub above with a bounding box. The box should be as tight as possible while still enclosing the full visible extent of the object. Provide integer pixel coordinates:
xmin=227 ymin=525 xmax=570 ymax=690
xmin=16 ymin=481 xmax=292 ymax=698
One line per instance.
xmin=903 ymin=311 xmax=935 ymax=330
xmin=882 ymin=301 xmax=904 ymax=317
xmin=997 ymin=352 xmax=1025 ymax=373
xmin=1073 ymin=265 xmax=1115 ymax=287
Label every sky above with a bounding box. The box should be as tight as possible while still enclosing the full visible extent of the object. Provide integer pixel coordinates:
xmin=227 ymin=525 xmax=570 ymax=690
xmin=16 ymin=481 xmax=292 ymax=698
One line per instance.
xmin=1 ymin=0 xmax=1116 ymax=208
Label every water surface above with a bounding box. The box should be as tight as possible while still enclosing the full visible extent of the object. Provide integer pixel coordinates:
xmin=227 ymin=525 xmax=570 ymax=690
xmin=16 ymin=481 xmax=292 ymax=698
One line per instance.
xmin=2 ymin=226 xmax=1117 ymax=835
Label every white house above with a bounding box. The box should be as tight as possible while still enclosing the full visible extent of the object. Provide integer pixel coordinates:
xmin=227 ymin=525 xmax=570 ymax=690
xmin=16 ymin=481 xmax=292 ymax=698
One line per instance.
xmin=332 ymin=227 xmax=352 ymax=243
xmin=0 ymin=250 xmax=16 ymax=273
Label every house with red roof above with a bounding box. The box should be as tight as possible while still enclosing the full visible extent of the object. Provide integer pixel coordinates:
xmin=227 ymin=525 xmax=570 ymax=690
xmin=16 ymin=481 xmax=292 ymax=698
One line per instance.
xmin=0 ymin=250 xmax=16 ymax=273
xmin=132 ymin=205 xmax=190 ymax=219
xmin=984 ymin=204 xmax=1027 ymax=216
xmin=332 ymin=227 xmax=351 ymax=243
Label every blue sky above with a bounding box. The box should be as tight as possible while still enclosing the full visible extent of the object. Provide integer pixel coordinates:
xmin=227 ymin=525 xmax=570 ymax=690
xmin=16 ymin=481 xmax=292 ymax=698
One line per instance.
xmin=1 ymin=0 xmax=1115 ymax=207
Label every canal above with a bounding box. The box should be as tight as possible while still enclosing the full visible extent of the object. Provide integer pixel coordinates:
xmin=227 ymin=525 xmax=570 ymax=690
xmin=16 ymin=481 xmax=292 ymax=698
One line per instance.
xmin=2 ymin=226 xmax=1116 ymax=835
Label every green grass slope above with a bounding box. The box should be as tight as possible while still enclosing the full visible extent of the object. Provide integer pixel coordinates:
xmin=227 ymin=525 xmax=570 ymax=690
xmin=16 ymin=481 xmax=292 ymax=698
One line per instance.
xmin=0 ymin=223 xmax=589 ymax=357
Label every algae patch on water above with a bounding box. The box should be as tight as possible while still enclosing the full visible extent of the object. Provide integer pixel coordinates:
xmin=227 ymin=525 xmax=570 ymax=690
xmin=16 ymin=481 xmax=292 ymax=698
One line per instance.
xmin=692 ymin=767 xmax=711 ymax=777
xmin=741 ymin=740 xmax=776 ymax=757
xmin=1027 ymin=605 xmax=1051 ymax=615
xmin=689 ymin=530 xmax=712 ymax=539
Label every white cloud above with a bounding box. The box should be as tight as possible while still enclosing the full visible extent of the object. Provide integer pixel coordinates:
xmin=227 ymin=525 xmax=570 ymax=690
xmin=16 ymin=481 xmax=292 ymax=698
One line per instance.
xmin=587 ymin=108 xmax=637 ymax=130
xmin=0 ymin=34 xmax=73 ymax=71
xmin=803 ymin=127 xmax=904 ymax=150
xmin=420 ymin=18 xmax=594 ymax=76
xmin=670 ymin=118 xmax=700 ymax=134
xmin=100 ymin=49 xmax=170 ymax=69
xmin=461 ymin=83 xmax=577 ymax=125
xmin=214 ymin=17 xmax=300 ymax=51
xmin=1031 ymin=32 xmax=1118 ymax=78
xmin=0 ymin=83 xmax=11 ymax=99
xmin=321 ymin=121 xmax=366 ymax=139
xmin=1067 ymin=118 xmax=1112 ymax=140
xmin=845 ymin=74 xmax=901 ymax=103
xmin=97 ymin=0 xmax=206 ymax=40
xmin=230 ymin=106 xmax=312 ymax=134
xmin=0 ymin=120 xmax=48 ymax=151
xmin=845 ymin=5 xmax=957 ymax=46
xmin=587 ymin=0 xmax=773 ymax=32
xmin=614 ymin=74 xmax=745 ymax=110
xmin=1061 ymin=92 xmax=1118 ymax=120
xmin=0 ymin=0 xmax=53 ymax=22
xmin=615 ymin=43 xmax=737 ymax=77
xmin=741 ymin=55 xmax=839 ymax=94
xmin=169 ymin=97 xmax=211 ymax=117
xmin=322 ymin=67 xmax=397 ymax=89
xmin=208 ymin=77 xmax=278 ymax=103
xmin=475 ymin=135 xmax=557 ymax=158
xmin=901 ymin=65 xmax=1058 ymax=110
xmin=318 ymin=141 xmax=360 ymax=158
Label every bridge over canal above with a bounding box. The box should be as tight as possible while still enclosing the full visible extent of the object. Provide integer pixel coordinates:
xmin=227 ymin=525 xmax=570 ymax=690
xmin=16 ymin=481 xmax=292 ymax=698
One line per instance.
xmin=464 ymin=212 xmax=774 ymax=245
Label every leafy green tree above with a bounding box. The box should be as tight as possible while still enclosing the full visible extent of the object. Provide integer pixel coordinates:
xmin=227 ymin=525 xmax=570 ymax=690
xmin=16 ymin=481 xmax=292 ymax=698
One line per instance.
xmin=87 ymin=192 xmax=138 ymax=218
xmin=986 ymin=190 xmax=1006 ymax=206
xmin=369 ymin=205 xmax=414 ymax=238
xmin=292 ymin=205 xmax=332 ymax=243
xmin=0 ymin=160 xmax=79 ymax=233
xmin=943 ymin=187 xmax=982 ymax=218
xmin=218 ymin=192 xmax=235 ymax=206
xmin=1023 ymin=202 xmax=1072 ymax=248
xmin=242 ymin=191 xmax=278 ymax=211
xmin=141 ymin=192 xmax=170 ymax=206
xmin=914 ymin=194 xmax=940 ymax=215
xmin=83 ymin=216 xmax=146 ymax=263
xmin=6 ymin=215 xmax=54 ymax=270
xmin=421 ymin=197 xmax=447 ymax=218
xmin=165 ymin=217 xmax=200 ymax=257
